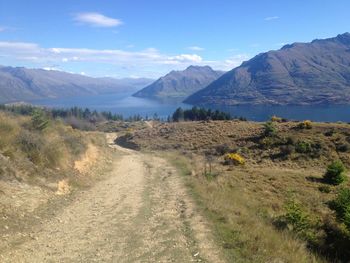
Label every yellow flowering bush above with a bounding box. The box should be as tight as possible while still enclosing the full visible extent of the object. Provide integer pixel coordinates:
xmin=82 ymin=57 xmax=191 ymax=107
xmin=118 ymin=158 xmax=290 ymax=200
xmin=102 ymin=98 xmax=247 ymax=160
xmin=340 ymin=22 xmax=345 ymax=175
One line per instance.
xmin=224 ymin=153 xmax=245 ymax=165
xmin=298 ymin=120 xmax=312 ymax=129
xmin=271 ymin=115 xmax=283 ymax=122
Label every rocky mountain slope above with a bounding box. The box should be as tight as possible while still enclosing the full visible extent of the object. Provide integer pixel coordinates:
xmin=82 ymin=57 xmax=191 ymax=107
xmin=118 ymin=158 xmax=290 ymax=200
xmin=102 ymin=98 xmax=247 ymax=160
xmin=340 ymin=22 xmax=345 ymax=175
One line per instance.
xmin=133 ymin=65 xmax=224 ymax=101
xmin=185 ymin=33 xmax=350 ymax=106
xmin=0 ymin=66 xmax=153 ymax=103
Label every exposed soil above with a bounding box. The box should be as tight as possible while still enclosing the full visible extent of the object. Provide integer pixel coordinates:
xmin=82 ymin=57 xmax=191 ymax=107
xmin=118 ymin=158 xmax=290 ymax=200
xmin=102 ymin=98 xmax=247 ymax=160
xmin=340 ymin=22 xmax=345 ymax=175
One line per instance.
xmin=0 ymin=134 xmax=224 ymax=262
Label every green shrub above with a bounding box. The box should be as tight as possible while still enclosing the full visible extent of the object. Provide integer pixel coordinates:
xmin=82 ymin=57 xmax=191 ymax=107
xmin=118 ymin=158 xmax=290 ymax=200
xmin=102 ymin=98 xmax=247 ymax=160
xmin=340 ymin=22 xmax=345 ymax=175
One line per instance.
xmin=324 ymin=129 xmax=335 ymax=137
xmin=275 ymin=199 xmax=317 ymax=241
xmin=260 ymin=136 xmax=276 ymax=149
xmin=295 ymin=140 xmax=322 ymax=157
xmin=263 ymin=121 xmax=277 ymax=137
xmin=330 ymin=188 xmax=350 ymax=231
xmin=344 ymin=208 xmax=350 ymax=231
xmin=330 ymin=188 xmax=350 ymax=219
xmin=31 ymin=109 xmax=49 ymax=131
xmin=295 ymin=141 xmax=312 ymax=153
xmin=285 ymin=136 xmax=295 ymax=145
xmin=297 ymin=120 xmax=312 ymax=129
xmin=324 ymin=161 xmax=347 ymax=185
xmin=336 ymin=143 xmax=350 ymax=153
xmin=283 ymin=200 xmax=312 ymax=233
xmin=318 ymin=185 xmax=332 ymax=193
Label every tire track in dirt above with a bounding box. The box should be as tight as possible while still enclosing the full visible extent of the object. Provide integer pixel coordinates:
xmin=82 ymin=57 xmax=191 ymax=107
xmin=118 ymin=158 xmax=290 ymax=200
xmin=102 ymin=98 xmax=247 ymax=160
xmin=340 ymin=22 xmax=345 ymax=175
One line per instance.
xmin=1 ymin=134 xmax=224 ymax=262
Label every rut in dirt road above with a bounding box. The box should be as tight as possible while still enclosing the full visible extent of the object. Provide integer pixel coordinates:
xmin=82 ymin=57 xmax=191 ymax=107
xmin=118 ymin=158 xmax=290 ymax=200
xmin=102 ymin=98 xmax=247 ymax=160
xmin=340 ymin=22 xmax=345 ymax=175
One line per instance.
xmin=1 ymin=136 xmax=224 ymax=262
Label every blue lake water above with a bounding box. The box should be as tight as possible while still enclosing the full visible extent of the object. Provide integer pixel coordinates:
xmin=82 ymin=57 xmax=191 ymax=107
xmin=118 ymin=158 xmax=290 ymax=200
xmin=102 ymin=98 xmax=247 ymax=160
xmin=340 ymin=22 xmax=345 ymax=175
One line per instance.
xmin=29 ymin=93 xmax=350 ymax=122
xmin=29 ymin=93 xmax=191 ymax=119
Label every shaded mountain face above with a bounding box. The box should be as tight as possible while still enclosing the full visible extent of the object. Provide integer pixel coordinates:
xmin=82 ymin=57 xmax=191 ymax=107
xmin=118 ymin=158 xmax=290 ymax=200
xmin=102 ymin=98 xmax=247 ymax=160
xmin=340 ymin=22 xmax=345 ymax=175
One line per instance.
xmin=185 ymin=33 xmax=350 ymax=106
xmin=133 ymin=66 xmax=225 ymax=101
xmin=0 ymin=66 xmax=153 ymax=103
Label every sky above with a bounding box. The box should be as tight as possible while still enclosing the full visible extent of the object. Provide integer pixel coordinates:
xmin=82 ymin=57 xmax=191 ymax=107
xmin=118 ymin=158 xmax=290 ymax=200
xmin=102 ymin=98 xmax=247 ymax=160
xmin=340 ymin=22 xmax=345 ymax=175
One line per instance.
xmin=0 ymin=0 xmax=349 ymax=79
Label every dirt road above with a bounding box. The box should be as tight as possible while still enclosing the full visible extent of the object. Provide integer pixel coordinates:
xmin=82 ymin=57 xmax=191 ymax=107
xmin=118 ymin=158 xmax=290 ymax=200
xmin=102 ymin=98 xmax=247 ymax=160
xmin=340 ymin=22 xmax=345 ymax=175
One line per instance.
xmin=1 ymin=134 xmax=224 ymax=262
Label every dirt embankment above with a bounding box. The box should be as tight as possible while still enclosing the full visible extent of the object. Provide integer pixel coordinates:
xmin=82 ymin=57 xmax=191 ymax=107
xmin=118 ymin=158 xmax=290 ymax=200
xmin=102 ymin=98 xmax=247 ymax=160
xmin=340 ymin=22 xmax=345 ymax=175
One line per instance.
xmin=1 ymin=134 xmax=225 ymax=263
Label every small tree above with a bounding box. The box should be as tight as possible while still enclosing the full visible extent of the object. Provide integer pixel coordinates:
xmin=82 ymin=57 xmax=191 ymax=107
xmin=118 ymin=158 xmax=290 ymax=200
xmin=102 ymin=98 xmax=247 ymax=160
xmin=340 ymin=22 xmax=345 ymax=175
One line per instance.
xmin=324 ymin=160 xmax=347 ymax=185
xmin=263 ymin=121 xmax=277 ymax=137
xmin=31 ymin=109 xmax=49 ymax=131
xmin=172 ymin=107 xmax=184 ymax=122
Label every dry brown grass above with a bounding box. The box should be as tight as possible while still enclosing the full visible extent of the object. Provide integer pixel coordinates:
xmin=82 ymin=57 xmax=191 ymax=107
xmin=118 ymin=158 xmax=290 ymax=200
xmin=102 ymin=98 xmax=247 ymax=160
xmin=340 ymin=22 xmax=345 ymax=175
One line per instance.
xmin=0 ymin=111 xmax=113 ymax=240
xmin=129 ymin=120 xmax=350 ymax=168
xmin=166 ymin=152 xmax=334 ymax=262
xmin=130 ymin=120 xmax=350 ymax=262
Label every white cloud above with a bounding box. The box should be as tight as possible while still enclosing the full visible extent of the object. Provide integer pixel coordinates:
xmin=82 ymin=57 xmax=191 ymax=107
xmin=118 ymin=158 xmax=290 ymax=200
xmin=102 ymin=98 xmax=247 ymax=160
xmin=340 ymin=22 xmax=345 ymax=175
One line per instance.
xmin=264 ymin=16 xmax=279 ymax=21
xmin=43 ymin=67 xmax=58 ymax=71
xmin=0 ymin=40 xmax=249 ymax=77
xmin=74 ymin=12 xmax=122 ymax=27
xmin=275 ymin=42 xmax=287 ymax=47
xmin=210 ymin=54 xmax=250 ymax=70
xmin=0 ymin=41 xmax=39 ymax=50
xmin=187 ymin=46 xmax=205 ymax=51
xmin=168 ymin=54 xmax=203 ymax=64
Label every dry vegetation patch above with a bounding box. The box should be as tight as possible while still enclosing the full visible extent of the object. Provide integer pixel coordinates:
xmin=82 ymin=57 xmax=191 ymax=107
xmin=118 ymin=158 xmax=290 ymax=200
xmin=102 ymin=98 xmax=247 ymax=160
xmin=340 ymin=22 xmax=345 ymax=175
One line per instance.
xmin=128 ymin=120 xmax=350 ymax=262
xmin=128 ymin=120 xmax=350 ymax=168
xmin=0 ymin=111 xmax=113 ymax=246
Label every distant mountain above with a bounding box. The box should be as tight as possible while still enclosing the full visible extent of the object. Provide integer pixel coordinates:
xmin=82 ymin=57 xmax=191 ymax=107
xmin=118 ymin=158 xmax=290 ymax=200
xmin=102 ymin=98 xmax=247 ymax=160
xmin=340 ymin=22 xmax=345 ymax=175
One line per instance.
xmin=185 ymin=33 xmax=350 ymax=106
xmin=133 ymin=66 xmax=225 ymax=101
xmin=0 ymin=66 xmax=153 ymax=103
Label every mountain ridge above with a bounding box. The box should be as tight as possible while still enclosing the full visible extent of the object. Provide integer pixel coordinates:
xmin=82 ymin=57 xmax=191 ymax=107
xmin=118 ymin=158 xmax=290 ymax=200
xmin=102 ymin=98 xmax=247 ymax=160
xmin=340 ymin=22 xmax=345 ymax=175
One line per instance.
xmin=185 ymin=33 xmax=350 ymax=106
xmin=133 ymin=65 xmax=225 ymax=101
xmin=0 ymin=66 xmax=154 ymax=103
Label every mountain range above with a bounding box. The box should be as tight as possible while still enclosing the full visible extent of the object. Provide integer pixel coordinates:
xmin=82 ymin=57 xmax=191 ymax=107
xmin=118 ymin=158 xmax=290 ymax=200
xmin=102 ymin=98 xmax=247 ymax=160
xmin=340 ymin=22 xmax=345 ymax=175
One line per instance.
xmin=0 ymin=66 xmax=153 ymax=103
xmin=1 ymin=33 xmax=350 ymax=106
xmin=185 ymin=32 xmax=350 ymax=106
xmin=133 ymin=65 xmax=225 ymax=101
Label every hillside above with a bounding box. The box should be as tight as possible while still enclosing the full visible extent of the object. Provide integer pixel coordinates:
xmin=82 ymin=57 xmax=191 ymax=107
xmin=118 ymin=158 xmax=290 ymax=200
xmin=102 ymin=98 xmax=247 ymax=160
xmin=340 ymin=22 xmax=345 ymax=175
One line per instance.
xmin=133 ymin=65 xmax=225 ymax=101
xmin=185 ymin=33 xmax=350 ymax=106
xmin=0 ymin=66 xmax=153 ymax=103
xmin=118 ymin=119 xmax=350 ymax=262
xmin=0 ymin=109 xmax=225 ymax=262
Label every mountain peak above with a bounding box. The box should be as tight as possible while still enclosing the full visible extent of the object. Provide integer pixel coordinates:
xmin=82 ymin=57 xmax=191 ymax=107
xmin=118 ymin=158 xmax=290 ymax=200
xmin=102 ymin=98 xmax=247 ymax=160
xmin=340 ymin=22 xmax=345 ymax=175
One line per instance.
xmin=186 ymin=65 xmax=212 ymax=71
xmin=335 ymin=32 xmax=350 ymax=44
xmin=133 ymin=66 xmax=225 ymax=101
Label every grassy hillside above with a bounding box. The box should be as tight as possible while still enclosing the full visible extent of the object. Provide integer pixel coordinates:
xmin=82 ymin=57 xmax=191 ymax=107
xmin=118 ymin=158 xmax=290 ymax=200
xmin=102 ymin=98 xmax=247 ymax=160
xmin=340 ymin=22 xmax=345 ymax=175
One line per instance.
xmin=0 ymin=109 xmax=112 ymax=240
xmin=122 ymin=119 xmax=350 ymax=262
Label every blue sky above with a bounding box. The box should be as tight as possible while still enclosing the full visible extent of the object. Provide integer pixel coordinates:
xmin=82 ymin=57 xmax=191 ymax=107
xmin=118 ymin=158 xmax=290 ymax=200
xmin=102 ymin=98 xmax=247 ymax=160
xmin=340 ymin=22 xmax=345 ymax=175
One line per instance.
xmin=0 ymin=0 xmax=349 ymax=78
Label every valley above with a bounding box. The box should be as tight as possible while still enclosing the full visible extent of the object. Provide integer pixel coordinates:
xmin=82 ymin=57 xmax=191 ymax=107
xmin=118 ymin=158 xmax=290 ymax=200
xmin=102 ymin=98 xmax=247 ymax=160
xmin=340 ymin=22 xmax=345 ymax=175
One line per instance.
xmin=1 ymin=2 xmax=350 ymax=262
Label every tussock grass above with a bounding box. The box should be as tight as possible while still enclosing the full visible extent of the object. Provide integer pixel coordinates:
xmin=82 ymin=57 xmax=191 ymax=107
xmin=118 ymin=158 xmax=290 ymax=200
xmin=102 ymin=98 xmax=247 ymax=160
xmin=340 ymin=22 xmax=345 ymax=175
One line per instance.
xmin=0 ymin=111 xmax=106 ymax=180
xmin=167 ymin=152 xmax=328 ymax=262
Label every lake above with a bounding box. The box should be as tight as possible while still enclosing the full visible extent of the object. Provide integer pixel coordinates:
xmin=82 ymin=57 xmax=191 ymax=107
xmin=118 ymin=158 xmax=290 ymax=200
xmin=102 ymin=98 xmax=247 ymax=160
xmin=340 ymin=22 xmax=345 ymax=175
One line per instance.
xmin=29 ymin=93 xmax=350 ymax=122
